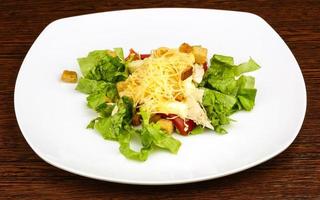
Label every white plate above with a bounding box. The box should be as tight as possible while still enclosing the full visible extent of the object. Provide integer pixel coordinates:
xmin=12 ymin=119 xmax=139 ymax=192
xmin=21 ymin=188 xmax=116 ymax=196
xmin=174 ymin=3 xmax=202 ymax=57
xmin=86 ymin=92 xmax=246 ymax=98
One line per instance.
xmin=15 ymin=8 xmax=306 ymax=185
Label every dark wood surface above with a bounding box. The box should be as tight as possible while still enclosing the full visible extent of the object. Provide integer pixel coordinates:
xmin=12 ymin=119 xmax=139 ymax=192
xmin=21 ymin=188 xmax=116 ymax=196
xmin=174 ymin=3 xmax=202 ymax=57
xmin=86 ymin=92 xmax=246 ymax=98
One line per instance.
xmin=1 ymin=0 xmax=319 ymax=199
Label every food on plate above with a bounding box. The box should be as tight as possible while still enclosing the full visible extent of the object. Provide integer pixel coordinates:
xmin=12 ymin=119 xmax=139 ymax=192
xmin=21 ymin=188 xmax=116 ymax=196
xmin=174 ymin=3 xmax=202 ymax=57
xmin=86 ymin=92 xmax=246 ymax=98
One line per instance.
xmin=68 ymin=43 xmax=260 ymax=161
xmin=61 ymin=70 xmax=77 ymax=83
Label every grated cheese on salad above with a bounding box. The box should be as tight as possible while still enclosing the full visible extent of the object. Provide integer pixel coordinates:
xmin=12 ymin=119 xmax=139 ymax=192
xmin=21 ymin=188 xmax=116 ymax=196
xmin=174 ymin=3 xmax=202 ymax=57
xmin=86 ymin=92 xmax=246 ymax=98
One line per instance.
xmin=117 ymin=48 xmax=213 ymax=129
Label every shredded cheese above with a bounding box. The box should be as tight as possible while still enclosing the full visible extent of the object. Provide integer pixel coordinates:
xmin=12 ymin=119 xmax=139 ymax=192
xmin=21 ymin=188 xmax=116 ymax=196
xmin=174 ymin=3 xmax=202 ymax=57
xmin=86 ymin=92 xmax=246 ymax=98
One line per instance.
xmin=119 ymin=48 xmax=194 ymax=113
xmin=118 ymin=46 xmax=213 ymax=129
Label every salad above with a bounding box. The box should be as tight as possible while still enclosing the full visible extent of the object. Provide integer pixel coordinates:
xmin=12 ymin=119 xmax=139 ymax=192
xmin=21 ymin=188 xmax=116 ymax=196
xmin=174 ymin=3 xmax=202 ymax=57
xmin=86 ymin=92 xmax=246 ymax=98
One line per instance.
xmin=61 ymin=43 xmax=260 ymax=161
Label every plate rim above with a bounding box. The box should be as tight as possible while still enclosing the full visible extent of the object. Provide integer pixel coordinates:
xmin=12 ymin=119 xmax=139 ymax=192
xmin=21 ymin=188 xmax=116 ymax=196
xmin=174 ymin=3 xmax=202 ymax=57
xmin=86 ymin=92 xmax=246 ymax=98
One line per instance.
xmin=14 ymin=8 xmax=307 ymax=185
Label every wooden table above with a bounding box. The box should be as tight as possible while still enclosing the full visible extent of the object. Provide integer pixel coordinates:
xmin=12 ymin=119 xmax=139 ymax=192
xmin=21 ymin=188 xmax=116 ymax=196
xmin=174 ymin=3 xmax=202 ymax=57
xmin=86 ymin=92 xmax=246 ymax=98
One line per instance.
xmin=1 ymin=1 xmax=319 ymax=199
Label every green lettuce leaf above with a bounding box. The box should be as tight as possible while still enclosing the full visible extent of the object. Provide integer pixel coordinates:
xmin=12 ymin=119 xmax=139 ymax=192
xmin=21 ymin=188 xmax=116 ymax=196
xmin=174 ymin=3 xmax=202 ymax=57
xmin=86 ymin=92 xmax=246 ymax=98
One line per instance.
xmin=104 ymin=83 xmax=119 ymax=101
xmin=144 ymin=124 xmax=181 ymax=154
xmin=78 ymin=50 xmax=128 ymax=83
xmin=140 ymin=110 xmax=181 ymax=153
xmin=95 ymin=103 xmax=115 ymax=118
xmin=235 ymin=58 xmax=260 ymax=76
xmin=190 ymin=126 xmax=205 ymax=135
xmin=113 ymin=48 xmax=125 ymax=61
xmin=78 ymin=50 xmax=108 ymax=76
xmin=236 ymin=75 xmax=257 ymax=111
xmin=87 ymin=92 xmax=107 ymax=109
xmin=203 ymin=89 xmax=237 ymax=110
xmin=75 ymin=78 xmax=107 ymax=94
xmin=94 ymin=117 xmax=118 ymax=140
xmin=200 ymin=54 xmax=260 ymax=133
xmin=77 ymin=78 xmax=118 ymax=110
xmin=238 ymin=88 xmax=257 ymax=111
xmin=200 ymin=55 xmax=259 ymax=96
xmin=86 ymin=55 xmax=127 ymax=83
xmin=93 ymin=96 xmax=133 ymax=139
xmin=92 ymin=97 xmax=153 ymax=161
xmin=200 ymin=54 xmax=238 ymax=95
xmin=86 ymin=117 xmax=99 ymax=129
xmin=203 ymin=89 xmax=237 ymax=134
xmin=118 ymin=126 xmax=151 ymax=161
xmin=237 ymin=75 xmax=255 ymax=89
xmin=86 ymin=88 xmax=118 ymax=110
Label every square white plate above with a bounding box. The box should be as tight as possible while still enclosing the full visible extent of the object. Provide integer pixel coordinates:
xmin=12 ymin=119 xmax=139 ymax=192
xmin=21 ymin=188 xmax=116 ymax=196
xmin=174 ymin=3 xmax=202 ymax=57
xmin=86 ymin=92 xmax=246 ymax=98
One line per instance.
xmin=14 ymin=8 xmax=306 ymax=185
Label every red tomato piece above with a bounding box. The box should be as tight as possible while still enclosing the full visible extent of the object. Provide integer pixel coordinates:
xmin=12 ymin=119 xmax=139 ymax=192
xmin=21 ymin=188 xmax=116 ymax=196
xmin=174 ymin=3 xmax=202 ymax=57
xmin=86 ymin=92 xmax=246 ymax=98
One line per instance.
xmin=167 ymin=114 xmax=196 ymax=136
xmin=203 ymin=62 xmax=208 ymax=71
xmin=140 ymin=54 xmax=151 ymax=59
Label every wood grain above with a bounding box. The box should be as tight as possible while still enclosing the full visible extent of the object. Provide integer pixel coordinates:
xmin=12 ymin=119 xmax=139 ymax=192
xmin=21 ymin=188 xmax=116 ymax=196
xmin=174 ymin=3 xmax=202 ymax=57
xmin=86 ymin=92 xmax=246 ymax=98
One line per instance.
xmin=0 ymin=0 xmax=319 ymax=199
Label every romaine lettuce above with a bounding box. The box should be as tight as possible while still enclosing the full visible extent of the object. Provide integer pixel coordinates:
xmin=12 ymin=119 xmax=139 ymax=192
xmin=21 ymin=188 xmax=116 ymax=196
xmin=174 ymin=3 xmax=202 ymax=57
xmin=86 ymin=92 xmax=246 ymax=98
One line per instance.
xmin=118 ymin=126 xmax=151 ymax=161
xmin=78 ymin=50 xmax=128 ymax=83
xmin=140 ymin=110 xmax=181 ymax=154
xmin=78 ymin=50 xmax=108 ymax=77
xmin=85 ymin=56 xmax=127 ymax=82
xmin=201 ymin=54 xmax=260 ymax=133
xmin=89 ymin=97 xmax=154 ymax=161
xmin=76 ymin=78 xmax=107 ymax=94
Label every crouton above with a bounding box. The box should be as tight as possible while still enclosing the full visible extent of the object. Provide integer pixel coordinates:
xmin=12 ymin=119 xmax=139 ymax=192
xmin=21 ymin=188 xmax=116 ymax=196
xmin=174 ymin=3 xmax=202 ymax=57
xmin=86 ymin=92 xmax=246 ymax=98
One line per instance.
xmin=150 ymin=114 xmax=162 ymax=123
xmin=179 ymin=43 xmax=192 ymax=53
xmin=61 ymin=70 xmax=77 ymax=83
xmin=181 ymin=65 xmax=193 ymax=80
xmin=132 ymin=114 xmax=141 ymax=126
xmin=157 ymin=119 xmax=174 ymax=134
xmin=192 ymin=46 xmax=207 ymax=64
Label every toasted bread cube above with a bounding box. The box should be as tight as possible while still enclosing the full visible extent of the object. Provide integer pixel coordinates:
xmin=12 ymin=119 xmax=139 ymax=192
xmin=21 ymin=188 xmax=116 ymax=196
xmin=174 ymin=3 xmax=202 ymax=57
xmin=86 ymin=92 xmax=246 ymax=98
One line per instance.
xmin=157 ymin=119 xmax=174 ymax=134
xmin=179 ymin=43 xmax=192 ymax=53
xmin=150 ymin=114 xmax=162 ymax=123
xmin=181 ymin=65 xmax=193 ymax=80
xmin=61 ymin=70 xmax=77 ymax=83
xmin=192 ymin=46 xmax=207 ymax=64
